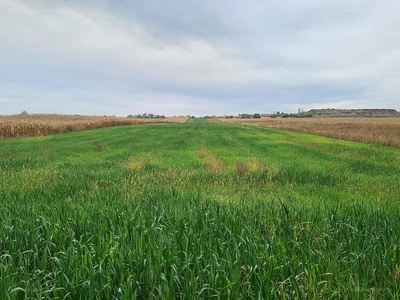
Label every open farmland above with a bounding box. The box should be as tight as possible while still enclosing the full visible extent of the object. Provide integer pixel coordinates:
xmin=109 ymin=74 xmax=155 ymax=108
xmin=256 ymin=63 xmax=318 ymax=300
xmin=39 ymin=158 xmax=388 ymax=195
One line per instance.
xmin=217 ymin=117 xmax=400 ymax=148
xmin=1 ymin=120 xmax=399 ymax=299
xmin=0 ymin=114 xmax=189 ymax=139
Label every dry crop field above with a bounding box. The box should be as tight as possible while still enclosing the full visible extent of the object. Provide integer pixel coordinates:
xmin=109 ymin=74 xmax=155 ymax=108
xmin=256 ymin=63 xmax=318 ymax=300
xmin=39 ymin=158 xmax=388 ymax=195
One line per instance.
xmin=0 ymin=114 xmax=189 ymax=139
xmin=217 ymin=117 xmax=400 ymax=148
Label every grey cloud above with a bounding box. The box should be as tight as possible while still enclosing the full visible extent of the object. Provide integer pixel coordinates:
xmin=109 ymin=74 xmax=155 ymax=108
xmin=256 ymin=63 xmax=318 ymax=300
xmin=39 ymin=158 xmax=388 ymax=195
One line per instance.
xmin=0 ymin=0 xmax=399 ymax=116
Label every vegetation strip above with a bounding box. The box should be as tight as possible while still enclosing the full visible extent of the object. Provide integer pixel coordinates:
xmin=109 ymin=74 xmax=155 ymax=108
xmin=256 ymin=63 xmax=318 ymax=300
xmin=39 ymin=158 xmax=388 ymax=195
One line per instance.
xmin=0 ymin=114 xmax=189 ymax=139
xmin=218 ymin=117 xmax=400 ymax=148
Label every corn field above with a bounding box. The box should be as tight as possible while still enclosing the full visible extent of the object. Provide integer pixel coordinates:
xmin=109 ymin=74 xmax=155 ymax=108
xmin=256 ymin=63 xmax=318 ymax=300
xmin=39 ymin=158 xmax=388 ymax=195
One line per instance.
xmin=0 ymin=114 xmax=189 ymax=139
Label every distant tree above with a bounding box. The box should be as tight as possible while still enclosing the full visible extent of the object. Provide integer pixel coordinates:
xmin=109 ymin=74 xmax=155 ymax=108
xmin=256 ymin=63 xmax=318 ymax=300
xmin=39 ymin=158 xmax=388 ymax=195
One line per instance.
xmin=253 ymin=113 xmax=261 ymax=118
xmin=133 ymin=113 xmax=166 ymax=119
xmin=20 ymin=110 xmax=29 ymax=115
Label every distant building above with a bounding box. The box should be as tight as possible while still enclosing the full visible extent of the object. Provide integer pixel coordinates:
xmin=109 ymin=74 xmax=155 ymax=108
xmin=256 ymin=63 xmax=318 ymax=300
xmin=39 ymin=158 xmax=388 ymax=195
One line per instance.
xmin=238 ymin=113 xmax=273 ymax=118
xmin=260 ymin=114 xmax=272 ymax=118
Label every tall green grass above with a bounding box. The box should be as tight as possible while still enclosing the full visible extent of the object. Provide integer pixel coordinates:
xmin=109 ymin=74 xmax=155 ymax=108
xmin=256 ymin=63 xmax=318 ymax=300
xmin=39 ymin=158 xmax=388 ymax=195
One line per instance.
xmin=1 ymin=121 xmax=399 ymax=299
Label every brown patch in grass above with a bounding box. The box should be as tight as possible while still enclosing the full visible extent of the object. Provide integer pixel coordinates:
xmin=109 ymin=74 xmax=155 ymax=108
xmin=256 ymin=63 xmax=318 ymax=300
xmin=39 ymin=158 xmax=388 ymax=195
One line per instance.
xmin=233 ymin=157 xmax=280 ymax=178
xmin=205 ymin=155 xmax=225 ymax=173
xmin=235 ymin=160 xmax=249 ymax=175
xmin=198 ymin=150 xmax=225 ymax=173
xmin=235 ymin=157 xmax=264 ymax=175
xmin=198 ymin=149 xmax=206 ymax=159
xmin=235 ymin=157 xmax=268 ymax=175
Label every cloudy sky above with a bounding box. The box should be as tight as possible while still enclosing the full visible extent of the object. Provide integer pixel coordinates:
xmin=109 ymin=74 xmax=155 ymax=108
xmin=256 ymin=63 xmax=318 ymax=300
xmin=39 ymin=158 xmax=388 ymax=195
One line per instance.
xmin=1 ymin=0 xmax=399 ymax=116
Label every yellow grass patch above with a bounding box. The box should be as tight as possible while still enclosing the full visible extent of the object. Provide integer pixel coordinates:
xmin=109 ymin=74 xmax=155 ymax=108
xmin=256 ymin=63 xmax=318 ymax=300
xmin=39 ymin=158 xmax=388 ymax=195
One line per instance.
xmin=125 ymin=156 xmax=151 ymax=172
xmin=198 ymin=149 xmax=206 ymax=159
xmin=198 ymin=150 xmax=225 ymax=173
xmin=234 ymin=157 xmax=267 ymax=175
xmin=235 ymin=160 xmax=249 ymax=175
xmin=205 ymin=155 xmax=225 ymax=173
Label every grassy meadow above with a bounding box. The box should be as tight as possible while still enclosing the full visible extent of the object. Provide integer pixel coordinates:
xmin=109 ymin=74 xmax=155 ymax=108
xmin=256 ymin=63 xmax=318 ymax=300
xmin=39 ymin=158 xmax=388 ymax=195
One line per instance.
xmin=1 ymin=119 xmax=399 ymax=299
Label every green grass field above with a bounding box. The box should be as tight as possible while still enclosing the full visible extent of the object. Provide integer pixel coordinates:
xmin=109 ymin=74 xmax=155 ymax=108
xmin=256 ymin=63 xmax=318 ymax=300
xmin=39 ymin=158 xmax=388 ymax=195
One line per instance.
xmin=1 ymin=120 xmax=399 ymax=299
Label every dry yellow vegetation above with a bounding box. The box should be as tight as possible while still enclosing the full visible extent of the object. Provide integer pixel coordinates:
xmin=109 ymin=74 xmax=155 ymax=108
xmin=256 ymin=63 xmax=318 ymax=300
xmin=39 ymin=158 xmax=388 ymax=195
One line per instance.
xmin=217 ymin=117 xmax=400 ymax=148
xmin=0 ymin=114 xmax=188 ymax=139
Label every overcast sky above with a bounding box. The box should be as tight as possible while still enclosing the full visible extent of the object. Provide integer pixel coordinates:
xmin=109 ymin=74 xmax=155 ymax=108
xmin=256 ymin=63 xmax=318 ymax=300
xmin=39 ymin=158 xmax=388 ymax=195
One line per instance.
xmin=1 ymin=0 xmax=399 ymax=116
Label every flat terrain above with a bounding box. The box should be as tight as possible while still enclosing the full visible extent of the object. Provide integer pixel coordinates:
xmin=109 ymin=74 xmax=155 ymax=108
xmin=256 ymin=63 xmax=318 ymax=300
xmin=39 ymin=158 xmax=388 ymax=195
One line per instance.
xmin=218 ymin=117 xmax=400 ymax=148
xmin=0 ymin=114 xmax=189 ymax=139
xmin=1 ymin=119 xmax=399 ymax=299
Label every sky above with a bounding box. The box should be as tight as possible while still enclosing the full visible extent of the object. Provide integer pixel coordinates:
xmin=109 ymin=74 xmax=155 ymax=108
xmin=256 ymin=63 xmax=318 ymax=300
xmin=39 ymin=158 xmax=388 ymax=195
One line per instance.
xmin=1 ymin=0 xmax=399 ymax=117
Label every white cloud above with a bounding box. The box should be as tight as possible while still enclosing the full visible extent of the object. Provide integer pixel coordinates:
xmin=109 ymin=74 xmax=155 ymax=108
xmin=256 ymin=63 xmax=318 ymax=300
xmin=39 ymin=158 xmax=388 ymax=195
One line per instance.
xmin=0 ymin=0 xmax=268 ymax=86
xmin=0 ymin=0 xmax=399 ymax=115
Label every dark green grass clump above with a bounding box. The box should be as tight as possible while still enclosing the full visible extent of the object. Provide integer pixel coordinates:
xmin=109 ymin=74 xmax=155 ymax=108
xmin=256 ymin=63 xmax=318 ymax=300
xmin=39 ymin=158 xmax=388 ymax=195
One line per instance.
xmin=0 ymin=121 xmax=399 ymax=299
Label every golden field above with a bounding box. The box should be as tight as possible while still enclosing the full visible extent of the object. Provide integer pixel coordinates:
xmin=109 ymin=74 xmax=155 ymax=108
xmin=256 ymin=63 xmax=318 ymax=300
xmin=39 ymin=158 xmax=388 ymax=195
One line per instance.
xmin=217 ymin=117 xmax=400 ymax=148
xmin=0 ymin=114 xmax=189 ymax=139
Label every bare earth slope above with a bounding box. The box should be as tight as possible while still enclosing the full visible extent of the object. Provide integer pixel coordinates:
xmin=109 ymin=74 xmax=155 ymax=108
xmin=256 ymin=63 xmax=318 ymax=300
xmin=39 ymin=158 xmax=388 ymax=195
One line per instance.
xmin=307 ymin=108 xmax=400 ymax=118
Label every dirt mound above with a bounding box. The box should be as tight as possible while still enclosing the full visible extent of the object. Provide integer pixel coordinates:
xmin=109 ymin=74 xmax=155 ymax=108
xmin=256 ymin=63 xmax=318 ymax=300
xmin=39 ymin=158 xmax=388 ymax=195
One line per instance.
xmin=307 ymin=108 xmax=400 ymax=118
